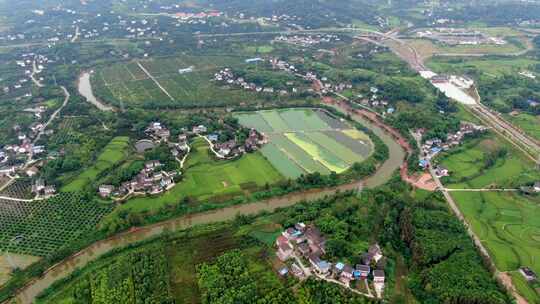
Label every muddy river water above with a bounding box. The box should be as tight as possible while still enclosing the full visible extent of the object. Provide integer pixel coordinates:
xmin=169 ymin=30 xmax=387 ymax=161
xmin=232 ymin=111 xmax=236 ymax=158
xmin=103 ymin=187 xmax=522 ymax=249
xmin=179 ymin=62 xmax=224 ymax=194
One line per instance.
xmin=9 ymin=104 xmax=406 ymax=304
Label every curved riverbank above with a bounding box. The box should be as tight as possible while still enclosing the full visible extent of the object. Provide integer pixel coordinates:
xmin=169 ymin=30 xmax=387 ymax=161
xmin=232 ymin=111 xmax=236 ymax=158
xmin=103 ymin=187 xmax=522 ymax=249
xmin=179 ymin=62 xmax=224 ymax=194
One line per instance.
xmin=77 ymin=71 xmax=114 ymax=111
xmin=5 ymin=103 xmax=406 ymax=304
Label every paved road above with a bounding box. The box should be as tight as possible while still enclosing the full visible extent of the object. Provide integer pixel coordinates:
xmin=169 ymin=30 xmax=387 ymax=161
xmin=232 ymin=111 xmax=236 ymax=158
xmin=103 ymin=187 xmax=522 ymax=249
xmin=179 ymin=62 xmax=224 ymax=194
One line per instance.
xmin=469 ymin=104 xmax=540 ymax=162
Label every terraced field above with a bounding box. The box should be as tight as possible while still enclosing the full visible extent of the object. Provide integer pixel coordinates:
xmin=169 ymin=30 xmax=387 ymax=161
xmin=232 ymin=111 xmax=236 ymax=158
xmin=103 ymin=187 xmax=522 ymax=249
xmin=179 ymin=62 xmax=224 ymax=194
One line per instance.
xmin=235 ymin=108 xmax=373 ymax=178
xmin=436 ymin=135 xmax=540 ymax=298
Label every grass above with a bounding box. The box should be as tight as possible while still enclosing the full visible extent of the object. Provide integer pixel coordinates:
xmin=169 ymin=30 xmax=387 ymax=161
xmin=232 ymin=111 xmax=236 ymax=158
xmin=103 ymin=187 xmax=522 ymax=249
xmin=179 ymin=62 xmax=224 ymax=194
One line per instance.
xmin=245 ymin=45 xmax=274 ymax=54
xmin=439 ymin=136 xmax=539 ymax=188
xmin=116 ymin=138 xmax=283 ymax=213
xmin=62 ymin=137 xmax=130 ymax=192
xmin=510 ymin=271 xmax=540 ymax=304
xmin=437 ymin=134 xmax=540 ymax=280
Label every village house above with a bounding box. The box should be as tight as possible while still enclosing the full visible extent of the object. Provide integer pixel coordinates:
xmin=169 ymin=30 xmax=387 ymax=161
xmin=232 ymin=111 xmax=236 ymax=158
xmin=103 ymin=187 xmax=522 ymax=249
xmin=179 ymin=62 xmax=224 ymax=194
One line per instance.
xmin=145 ymin=160 xmax=162 ymax=170
xmin=373 ymin=270 xmax=385 ymax=283
xmin=99 ymin=185 xmax=115 ymax=198
xmin=192 ymin=125 xmax=207 ymax=134
xmin=519 ymin=267 xmax=537 ymax=282
xmin=340 ymin=264 xmax=354 ymax=284
xmin=276 ymin=236 xmax=293 ymax=261
xmin=25 ymin=167 xmax=39 ymax=177
xmin=309 ymin=253 xmax=330 ymax=274
xmin=355 ymin=264 xmax=371 ymax=279
xmin=145 ymin=122 xmax=170 ymax=142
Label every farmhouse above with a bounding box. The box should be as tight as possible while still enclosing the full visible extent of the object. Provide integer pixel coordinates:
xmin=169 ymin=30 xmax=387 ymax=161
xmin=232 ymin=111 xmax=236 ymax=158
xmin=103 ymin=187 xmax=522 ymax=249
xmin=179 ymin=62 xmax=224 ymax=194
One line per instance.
xmin=519 ymin=267 xmax=537 ymax=281
xmin=99 ymin=185 xmax=115 ymax=198
xmin=373 ymin=270 xmax=385 ymax=283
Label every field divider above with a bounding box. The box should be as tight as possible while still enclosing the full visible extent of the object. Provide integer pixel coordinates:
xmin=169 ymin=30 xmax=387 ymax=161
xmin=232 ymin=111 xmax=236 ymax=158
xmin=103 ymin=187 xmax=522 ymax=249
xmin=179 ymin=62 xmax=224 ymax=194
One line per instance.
xmin=136 ymin=61 xmax=175 ymax=101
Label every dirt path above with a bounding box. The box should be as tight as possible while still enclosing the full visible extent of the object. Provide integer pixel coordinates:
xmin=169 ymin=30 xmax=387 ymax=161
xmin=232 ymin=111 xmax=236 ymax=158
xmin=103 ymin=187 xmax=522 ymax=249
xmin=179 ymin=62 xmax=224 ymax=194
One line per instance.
xmin=30 ymin=60 xmax=44 ymax=88
xmin=136 ymin=61 xmax=175 ymax=101
xmin=70 ymin=26 xmax=80 ymax=43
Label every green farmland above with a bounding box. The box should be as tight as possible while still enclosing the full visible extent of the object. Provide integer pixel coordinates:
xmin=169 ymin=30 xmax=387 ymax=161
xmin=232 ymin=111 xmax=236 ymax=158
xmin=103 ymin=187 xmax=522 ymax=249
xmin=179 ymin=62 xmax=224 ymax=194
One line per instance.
xmin=0 ymin=193 xmax=113 ymax=256
xmin=436 ymin=134 xmax=540 ymax=292
xmin=505 ymin=113 xmax=540 ymax=142
xmin=62 ymin=137 xmax=130 ymax=192
xmin=116 ymin=138 xmax=283 ymax=213
xmin=92 ymin=55 xmax=262 ymax=109
xmin=235 ymin=108 xmax=373 ymax=178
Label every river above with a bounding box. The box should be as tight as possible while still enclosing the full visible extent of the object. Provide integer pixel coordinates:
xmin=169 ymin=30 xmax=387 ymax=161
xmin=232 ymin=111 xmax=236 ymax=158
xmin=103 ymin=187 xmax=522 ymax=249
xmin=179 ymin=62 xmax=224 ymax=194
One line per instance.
xmin=7 ymin=104 xmax=405 ymax=304
xmin=77 ymin=72 xmax=114 ymax=111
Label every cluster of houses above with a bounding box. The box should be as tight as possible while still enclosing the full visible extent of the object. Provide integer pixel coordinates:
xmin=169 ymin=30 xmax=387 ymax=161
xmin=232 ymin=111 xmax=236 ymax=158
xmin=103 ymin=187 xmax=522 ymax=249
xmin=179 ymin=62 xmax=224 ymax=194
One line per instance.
xmin=173 ymin=11 xmax=222 ymax=20
xmin=209 ymin=128 xmax=266 ymax=159
xmin=214 ymin=68 xmax=293 ymax=95
xmin=520 ymin=181 xmax=540 ymax=195
xmin=275 ymin=223 xmax=386 ymax=297
xmin=417 ymin=122 xmax=488 ymax=175
xmin=145 ymin=122 xmax=171 ymax=142
xmin=99 ymin=160 xmax=177 ymax=198
xmin=268 ymin=57 xmax=355 ymax=97
xmin=0 ymin=126 xmax=48 ymax=177
xmin=273 ymin=34 xmax=340 ymax=47
xmin=355 ymin=86 xmax=396 ymax=115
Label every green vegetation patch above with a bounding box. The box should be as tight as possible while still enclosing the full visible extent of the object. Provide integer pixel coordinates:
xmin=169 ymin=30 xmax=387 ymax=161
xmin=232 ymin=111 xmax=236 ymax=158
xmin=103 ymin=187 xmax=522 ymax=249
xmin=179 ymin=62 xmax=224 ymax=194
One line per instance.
xmin=285 ymin=132 xmax=349 ymax=173
xmin=62 ymin=136 xmax=130 ymax=192
xmin=505 ymin=112 xmax=540 ymax=142
xmin=117 ymin=138 xmax=283 ymax=213
xmin=0 ymin=193 xmax=113 ymax=256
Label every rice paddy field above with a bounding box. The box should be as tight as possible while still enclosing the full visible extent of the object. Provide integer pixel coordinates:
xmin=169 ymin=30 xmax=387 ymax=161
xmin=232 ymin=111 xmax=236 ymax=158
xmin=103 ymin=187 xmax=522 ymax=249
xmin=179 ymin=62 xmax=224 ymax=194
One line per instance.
xmin=92 ymin=55 xmax=261 ymax=108
xmin=117 ymin=137 xmax=283 ymax=213
xmin=436 ymin=135 xmax=540 ymax=296
xmin=235 ymin=108 xmax=373 ymax=178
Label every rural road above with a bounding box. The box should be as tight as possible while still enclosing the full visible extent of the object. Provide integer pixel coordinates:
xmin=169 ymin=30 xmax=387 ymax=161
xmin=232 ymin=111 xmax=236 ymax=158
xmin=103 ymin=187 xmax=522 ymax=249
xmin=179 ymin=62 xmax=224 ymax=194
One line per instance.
xmin=30 ymin=60 xmax=43 ymax=88
xmin=26 ymin=86 xmax=70 ymax=165
xmin=136 ymin=61 xmax=175 ymax=101
xmin=424 ymin=149 xmax=528 ymax=304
